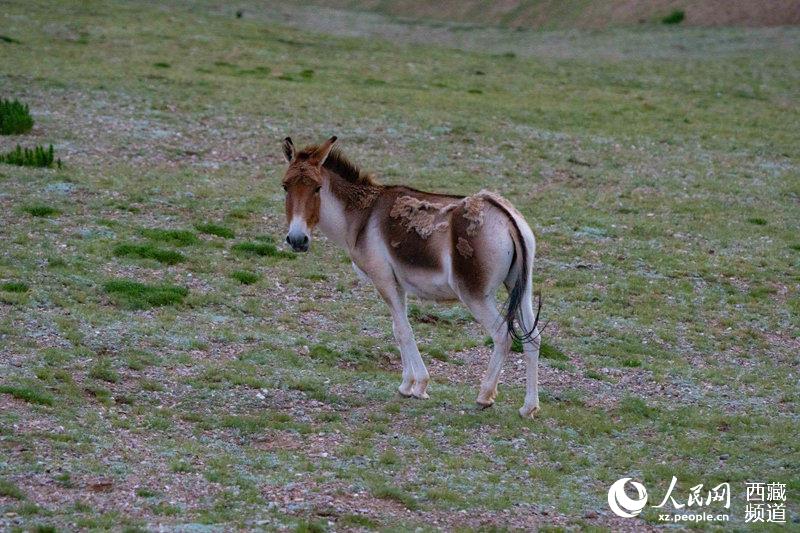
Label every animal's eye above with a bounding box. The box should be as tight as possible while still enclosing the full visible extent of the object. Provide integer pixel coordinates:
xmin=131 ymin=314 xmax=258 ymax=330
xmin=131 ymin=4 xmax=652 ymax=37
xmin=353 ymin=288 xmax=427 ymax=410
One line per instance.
xmin=314 ymin=186 xmax=321 ymax=194
xmin=282 ymin=184 xmax=288 ymax=191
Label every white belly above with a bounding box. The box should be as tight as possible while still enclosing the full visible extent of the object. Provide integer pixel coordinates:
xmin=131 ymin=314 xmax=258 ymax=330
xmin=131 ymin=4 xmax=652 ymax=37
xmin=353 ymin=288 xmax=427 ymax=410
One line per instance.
xmin=395 ymin=266 xmax=457 ymax=301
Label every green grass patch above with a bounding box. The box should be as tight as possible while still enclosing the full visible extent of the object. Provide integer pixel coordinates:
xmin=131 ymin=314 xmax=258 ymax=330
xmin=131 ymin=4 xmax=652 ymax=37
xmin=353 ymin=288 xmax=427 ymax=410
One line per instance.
xmin=219 ymin=413 xmax=301 ymax=434
xmin=0 ymin=383 xmax=54 ymax=406
xmin=338 ymin=515 xmax=378 ymax=528
xmin=662 ymin=10 xmax=685 ymax=24
xmin=1 ymin=281 xmax=29 ymax=292
xmin=294 ymin=519 xmax=326 ymax=533
xmin=747 ymin=217 xmax=767 ymax=225
xmin=369 ymin=483 xmax=419 ymax=510
xmin=618 ymin=396 xmax=657 ymax=419
xmin=484 ymin=337 xmax=565 ymax=360
xmin=378 ymin=449 xmax=400 ymax=466
xmin=0 ymin=478 xmax=26 ymax=499
xmin=169 ymin=459 xmax=193 ymax=474
xmin=84 ymin=383 xmax=113 ymax=404
xmin=113 ymin=243 xmax=185 ymax=265
xmin=125 ymin=350 xmax=159 ymax=370
xmin=151 ymin=502 xmax=181 ymax=516
xmin=540 ymin=341 xmax=568 ymax=361
xmin=195 ymin=223 xmax=234 ymax=239
xmin=141 ymin=228 xmax=198 ymax=246
xmin=584 ymin=369 xmax=606 ymax=381
xmin=0 ymin=144 xmax=60 ymax=168
xmin=140 ymin=379 xmax=164 ymax=392
xmin=89 ymin=360 xmax=120 ymax=383
xmin=231 ymin=241 xmax=294 ymax=259
xmin=427 ymin=346 xmax=449 ymax=361
xmin=103 ymin=279 xmax=188 ymax=309
xmin=0 ymin=98 xmax=33 ymax=135
xmin=23 ymin=204 xmax=59 ymax=217
xmin=230 ymin=270 xmax=259 ymax=284
xmin=409 ymin=303 xmax=472 ymax=324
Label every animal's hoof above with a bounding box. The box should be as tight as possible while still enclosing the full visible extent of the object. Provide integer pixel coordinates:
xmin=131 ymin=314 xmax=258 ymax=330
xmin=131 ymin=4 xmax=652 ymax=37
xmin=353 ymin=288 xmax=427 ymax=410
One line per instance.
xmin=476 ymin=400 xmax=494 ymax=410
xmin=518 ymin=405 xmax=541 ymax=419
xmin=398 ymin=385 xmax=414 ymax=398
xmin=412 ymin=391 xmax=430 ymax=400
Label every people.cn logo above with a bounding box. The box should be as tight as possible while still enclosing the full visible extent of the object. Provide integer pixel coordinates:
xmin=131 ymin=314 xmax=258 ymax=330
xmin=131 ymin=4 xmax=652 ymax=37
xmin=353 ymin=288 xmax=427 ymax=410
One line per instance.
xmin=608 ymin=478 xmax=648 ymax=518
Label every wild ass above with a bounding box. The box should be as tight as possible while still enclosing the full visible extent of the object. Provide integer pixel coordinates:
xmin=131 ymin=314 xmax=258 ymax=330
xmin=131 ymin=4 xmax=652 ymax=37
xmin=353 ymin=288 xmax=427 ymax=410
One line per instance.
xmin=280 ymin=137 xmax=542 ymax=417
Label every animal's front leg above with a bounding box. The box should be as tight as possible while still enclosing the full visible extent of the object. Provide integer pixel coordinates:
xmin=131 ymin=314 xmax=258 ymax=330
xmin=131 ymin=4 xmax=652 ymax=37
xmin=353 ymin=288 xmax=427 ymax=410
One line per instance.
xmin=388 ymin=297 xmax=430 ymax=399
xmin=375 ymin=279 xmax=430 ymax=399
xmin=391 ymin=315 xmax=420 ymax=398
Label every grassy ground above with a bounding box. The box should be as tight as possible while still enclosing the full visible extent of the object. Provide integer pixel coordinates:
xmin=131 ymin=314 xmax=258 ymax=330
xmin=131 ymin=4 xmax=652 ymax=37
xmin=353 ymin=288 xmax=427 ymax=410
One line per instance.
xmin=0 ymin=1 xmax=798 ymax=530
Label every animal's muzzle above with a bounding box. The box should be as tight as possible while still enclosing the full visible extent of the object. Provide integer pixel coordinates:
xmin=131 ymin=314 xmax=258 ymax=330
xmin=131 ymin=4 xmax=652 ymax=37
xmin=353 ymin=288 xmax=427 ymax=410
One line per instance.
xmin=286 ymin=232 xmax=309 ymax=252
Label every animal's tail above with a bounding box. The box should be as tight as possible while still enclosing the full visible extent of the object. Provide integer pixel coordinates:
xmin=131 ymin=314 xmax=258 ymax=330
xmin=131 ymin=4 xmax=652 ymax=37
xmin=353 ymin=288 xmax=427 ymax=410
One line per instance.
xmin=482 ymin=196 xmax=543 ymax=342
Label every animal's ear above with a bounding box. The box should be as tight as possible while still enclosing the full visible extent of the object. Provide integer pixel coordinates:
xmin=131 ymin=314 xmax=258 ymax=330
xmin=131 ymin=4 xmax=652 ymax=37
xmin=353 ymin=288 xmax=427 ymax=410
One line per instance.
xmin=310 ymin=136 xmax=337 ymax=167
xmin=282 ymin=137 xmax=295 ymax=163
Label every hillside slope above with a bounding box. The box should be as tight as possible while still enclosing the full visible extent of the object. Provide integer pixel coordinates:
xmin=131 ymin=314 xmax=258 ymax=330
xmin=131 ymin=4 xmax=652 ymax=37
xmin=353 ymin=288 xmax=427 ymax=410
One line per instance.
xmin=308 ymin=0 xmax=800 ymax=28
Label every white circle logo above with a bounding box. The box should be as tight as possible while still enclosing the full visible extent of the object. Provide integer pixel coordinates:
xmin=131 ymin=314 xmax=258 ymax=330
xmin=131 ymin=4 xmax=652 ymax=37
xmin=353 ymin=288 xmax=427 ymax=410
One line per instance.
xmin=608 ymin=477 xmax=648 ymax=518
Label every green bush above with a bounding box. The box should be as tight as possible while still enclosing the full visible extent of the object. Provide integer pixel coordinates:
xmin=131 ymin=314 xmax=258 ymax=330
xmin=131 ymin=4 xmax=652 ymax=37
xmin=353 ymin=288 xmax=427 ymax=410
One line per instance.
xmin=0 ymin=99 xmax=33 ymax=135
xmin=662 ymin=10 xmax=685 ymax=24
xmin=0 ymin=144 xmax=61 ymax=168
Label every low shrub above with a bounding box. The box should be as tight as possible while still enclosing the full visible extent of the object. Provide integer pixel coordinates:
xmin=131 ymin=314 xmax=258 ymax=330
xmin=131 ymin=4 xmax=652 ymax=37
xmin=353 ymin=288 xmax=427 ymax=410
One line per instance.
xmin=0 ymin=144 xmax=61 ymax=168
xmin=662 ymin=10 xmax=685 ymax=24
xmin=0 ymin=99 xmax=33 ymax=134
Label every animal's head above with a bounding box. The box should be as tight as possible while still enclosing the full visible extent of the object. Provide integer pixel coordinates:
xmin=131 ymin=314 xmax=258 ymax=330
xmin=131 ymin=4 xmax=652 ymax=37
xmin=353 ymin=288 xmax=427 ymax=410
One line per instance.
xmin=280 ymin=136 xmax=337 ymax=252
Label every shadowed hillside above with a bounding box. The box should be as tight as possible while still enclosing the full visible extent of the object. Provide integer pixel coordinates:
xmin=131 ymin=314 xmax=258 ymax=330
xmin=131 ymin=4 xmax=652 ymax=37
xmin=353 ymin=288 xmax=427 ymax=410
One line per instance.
xmin=307 ymin=0 xmax=800 ymax=28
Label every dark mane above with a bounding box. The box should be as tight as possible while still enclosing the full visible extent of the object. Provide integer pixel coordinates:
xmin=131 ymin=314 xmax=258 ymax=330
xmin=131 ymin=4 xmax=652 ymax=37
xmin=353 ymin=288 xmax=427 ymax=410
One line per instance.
xmin=298 ymin=145 xmax=379 ymax=186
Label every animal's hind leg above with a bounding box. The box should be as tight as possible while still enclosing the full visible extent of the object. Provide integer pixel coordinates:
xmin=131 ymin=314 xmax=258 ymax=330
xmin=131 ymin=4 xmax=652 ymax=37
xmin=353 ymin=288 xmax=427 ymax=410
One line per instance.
xmin=518 ymin=290 xmax=541 ymax=418
xmin=462 ymin=294 xmax=511 ymax=408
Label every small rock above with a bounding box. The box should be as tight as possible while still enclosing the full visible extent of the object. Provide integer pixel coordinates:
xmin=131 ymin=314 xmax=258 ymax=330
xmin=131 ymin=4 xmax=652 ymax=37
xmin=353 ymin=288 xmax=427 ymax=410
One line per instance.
xmin=719 ymin=453 xmax=730 ymax=460
xmin=584 ymin=510 xmax=598 ymax=519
